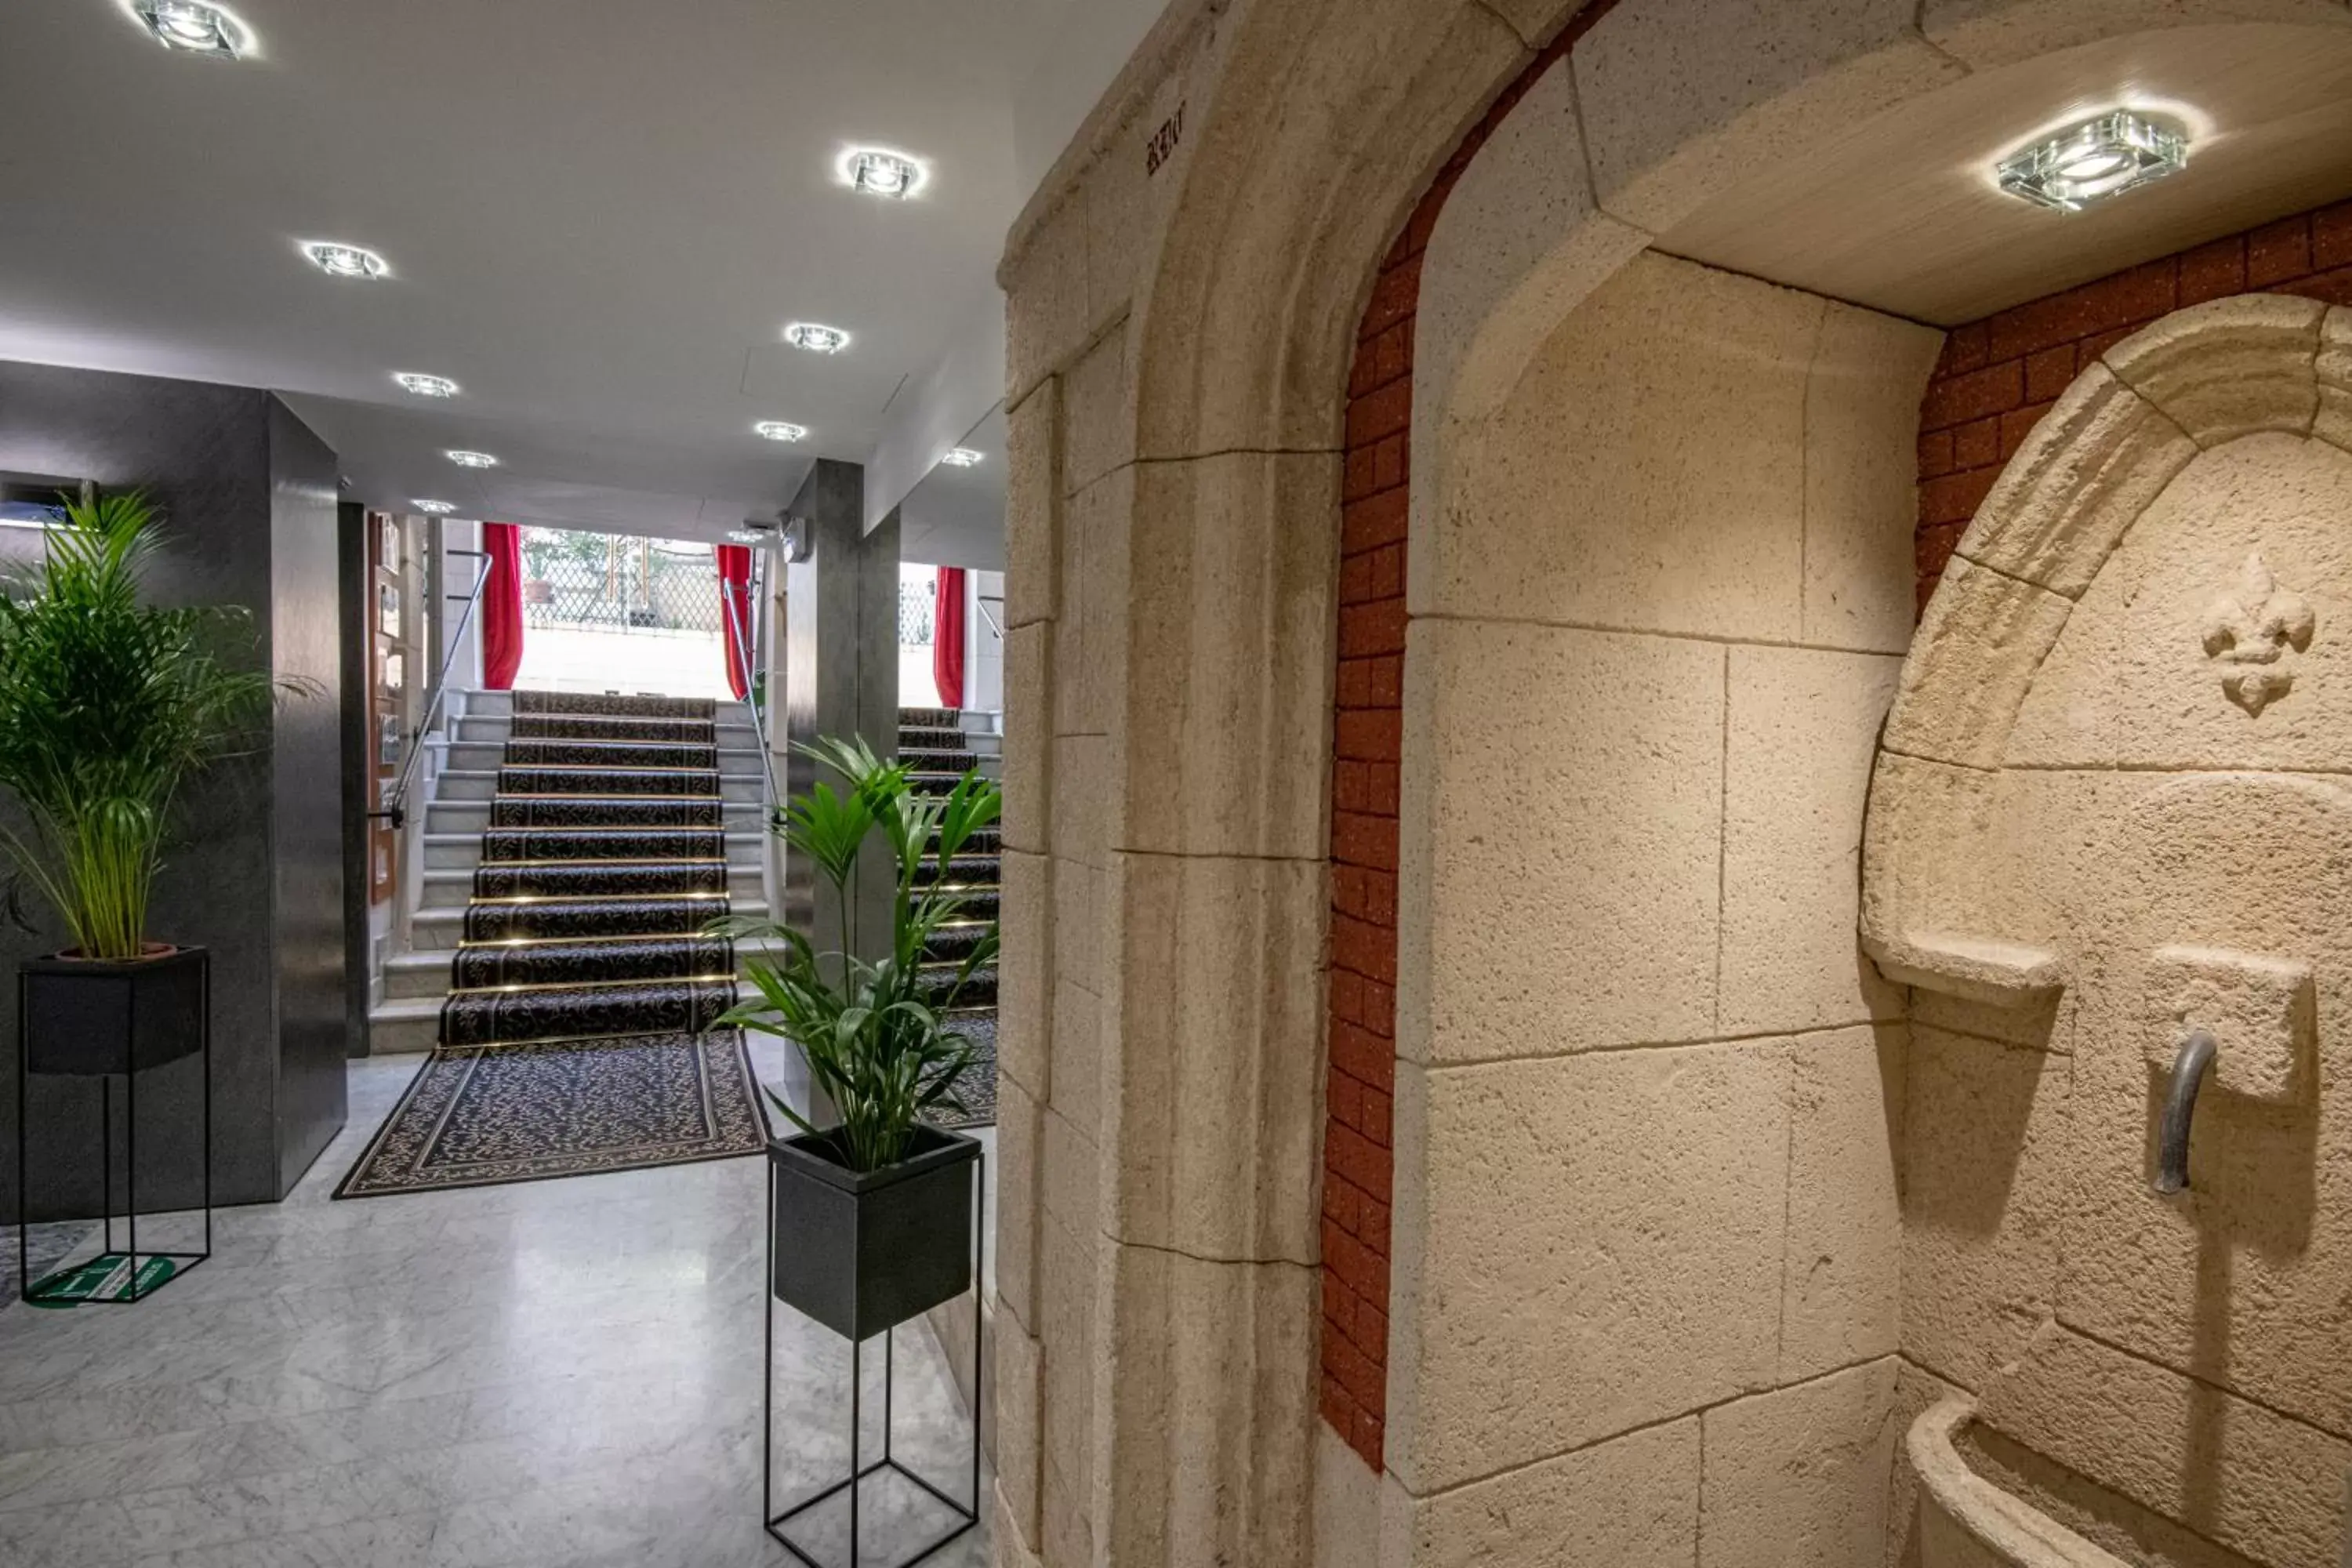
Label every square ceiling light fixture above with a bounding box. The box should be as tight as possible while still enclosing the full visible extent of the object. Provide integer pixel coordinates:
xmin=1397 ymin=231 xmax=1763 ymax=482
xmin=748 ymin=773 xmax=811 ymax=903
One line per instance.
xmin=132 ymin=0 xmax=250 ymax=58
xmin=840 ymin=148 xmax=925 ymax=199
xmin=1998 ymin=111 xmax=2187 ymax=212
xmin=783 ymin=322 xmax=850 ymax=354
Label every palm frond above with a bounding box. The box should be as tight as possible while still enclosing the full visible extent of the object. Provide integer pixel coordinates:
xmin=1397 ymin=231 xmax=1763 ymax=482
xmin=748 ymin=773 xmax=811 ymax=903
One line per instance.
xmin=725 ymin=739 xmax=1004 ymax=1171
xmin=0 ymin=491 xmax=305 ymax=956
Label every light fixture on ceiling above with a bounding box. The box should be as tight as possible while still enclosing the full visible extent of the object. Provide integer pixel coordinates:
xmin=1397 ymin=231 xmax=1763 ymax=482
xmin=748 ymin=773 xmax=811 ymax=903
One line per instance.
xmin=445 ymin=450 xmax=498 ymax=468
xmin=839 ymin=147 xmax=926 ymax=199
xmin=394 ymin=372 xmax=460 ymax=398
xmin=130 ymin=0 xmax=250 ymax=58
xmin=940 ymin=448 xmax=983 ymax=467
xmin=1997 ymin=110 xmax=2187 ymax=212
xmin=299 ymin=241 xmax=389 ymax=280
xmin=753 ymin=421 xmax=809 ymax=442
xmin=728 ymin=517 xmax=779 ymax=545
xmin=413 ymin=499 xmax=457 ymax=514
xmin=783 ymin=322 xmax=851 ymax=354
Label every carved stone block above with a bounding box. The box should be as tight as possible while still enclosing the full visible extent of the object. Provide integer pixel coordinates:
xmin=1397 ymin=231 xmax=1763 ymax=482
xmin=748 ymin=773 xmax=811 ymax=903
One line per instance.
xmin=2140 ymin=943 xmax=2314 ymax=1104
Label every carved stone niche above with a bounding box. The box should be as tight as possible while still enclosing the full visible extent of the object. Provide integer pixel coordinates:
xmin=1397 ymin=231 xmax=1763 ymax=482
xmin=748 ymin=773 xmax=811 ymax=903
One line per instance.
xmin=1867 ymin=294 xmax=2352 ymax=1552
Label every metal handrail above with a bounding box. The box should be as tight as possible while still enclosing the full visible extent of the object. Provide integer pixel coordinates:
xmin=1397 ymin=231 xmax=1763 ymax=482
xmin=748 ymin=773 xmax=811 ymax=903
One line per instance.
xmin=372 ymin=547 xmax=492 ymax=831
xmin=721 ymin=554 xmax=779 ymax=807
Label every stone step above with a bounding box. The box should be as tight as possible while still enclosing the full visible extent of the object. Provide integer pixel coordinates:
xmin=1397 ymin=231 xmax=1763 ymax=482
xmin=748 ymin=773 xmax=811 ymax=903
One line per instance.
xmin=423 ymin=799 xmax=766 ymax=836
xmin=422 ymin=832 xmax=764 ymax=870
xmin=384 ymin=935 xmax=797 ymax=1000
xmin=441 ymin=741 xmax=764 ymax=777
xmin=366 ymin=978 xmax=758 ymax=1054
xmin=419 ymin=865 xmax=764 ymax=909
xmin=433 ymin=770 xmax=763 ymax=804
xmin=409 ymin=897 xmax=771 ymax=953
xmin=464 ymin=690 xmax=753 ymax=726
xmin=453 ymin=713 xmax=759 ymax=746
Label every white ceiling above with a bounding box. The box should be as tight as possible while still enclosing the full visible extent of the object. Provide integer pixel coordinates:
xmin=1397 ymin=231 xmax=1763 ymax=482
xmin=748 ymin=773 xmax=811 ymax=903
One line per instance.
xmin=1661 ymin=24 xmax=2352 ymax=325
xmin=0 ymin=0 xmax=1142 ymax=541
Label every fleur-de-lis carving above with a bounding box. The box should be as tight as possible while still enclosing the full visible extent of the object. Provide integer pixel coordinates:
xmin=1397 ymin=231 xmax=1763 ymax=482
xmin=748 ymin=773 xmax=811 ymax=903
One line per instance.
xmin=2200 ymin=553 xmax=2315 ymax=717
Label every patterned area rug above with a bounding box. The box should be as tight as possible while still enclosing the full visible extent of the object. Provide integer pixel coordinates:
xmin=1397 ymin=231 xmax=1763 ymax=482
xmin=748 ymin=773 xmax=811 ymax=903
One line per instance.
xmin=334 ymin=1031 xmax=766 ymax=1199
xmin=923 ymin=1014 xmax=999 ymax=1131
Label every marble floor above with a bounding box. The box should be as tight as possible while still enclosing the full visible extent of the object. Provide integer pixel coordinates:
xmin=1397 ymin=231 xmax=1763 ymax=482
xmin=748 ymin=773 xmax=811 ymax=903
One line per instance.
xmin=0 ymin=1050 xmax=993 ymax=1568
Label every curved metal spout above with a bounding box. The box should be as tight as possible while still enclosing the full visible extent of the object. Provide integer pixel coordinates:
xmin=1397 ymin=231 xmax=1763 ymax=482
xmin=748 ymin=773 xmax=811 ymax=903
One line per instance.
xmin=2154 ymin=1029 xmax=2218 ymax=1196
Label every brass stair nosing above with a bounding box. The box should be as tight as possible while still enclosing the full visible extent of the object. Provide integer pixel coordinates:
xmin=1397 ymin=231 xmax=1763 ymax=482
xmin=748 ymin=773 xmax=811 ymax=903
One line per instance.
xmin=466 ymin=891 xmax=731 ymax=906
xmin=445 ymin=971 xmax=740 ymax=996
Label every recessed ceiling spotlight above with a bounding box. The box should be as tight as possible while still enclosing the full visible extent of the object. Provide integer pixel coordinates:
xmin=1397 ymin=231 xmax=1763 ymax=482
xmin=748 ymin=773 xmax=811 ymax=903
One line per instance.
xmin=839 ymin=147 xmax=926 ymax=199
xmin=1998 ymin=110 xmax=2187 ymax=212
xmin=130 ymin=0 xmax=251 ymax=58
xmin=299 ymin=241 xmax=388 ymax=280
xmin=445 ymin=450 xmax=499 ymax=468
xmin=783 ymin=322 xmax=850 ymax=354
xmin=413 ymin=499 xmax=457 ymax=514
xmin=753 ymin=421 xmax=809 ymax=442
xmin=940 ymin=448 xmax=983 ymax=467
xmin=394 ymin=372 xmax=460 ymax=398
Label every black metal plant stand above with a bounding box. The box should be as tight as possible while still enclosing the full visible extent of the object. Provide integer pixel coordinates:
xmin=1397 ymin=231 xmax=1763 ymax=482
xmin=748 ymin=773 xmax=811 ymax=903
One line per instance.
xmin=763 ymin=1150 xmax=984 ymax=1568
xmin=16 ymin=953 xmax=212 ymax=1305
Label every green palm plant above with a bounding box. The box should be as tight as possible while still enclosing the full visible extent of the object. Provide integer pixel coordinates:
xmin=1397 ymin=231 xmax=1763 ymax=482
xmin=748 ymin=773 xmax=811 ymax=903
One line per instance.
xmin=0 ymin=492 xmax=293 ymax=960
xmin=709 ymin=735 xmax=1000 ymax=1172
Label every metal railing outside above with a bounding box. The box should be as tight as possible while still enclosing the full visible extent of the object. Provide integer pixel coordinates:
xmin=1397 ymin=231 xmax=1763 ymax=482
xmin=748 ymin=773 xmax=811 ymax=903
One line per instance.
xmin=720 ymin=552 xmax=779 ymax=808
xmin=372 ymin=548 xmax=492 ymax=831
xmin=520 ymin=529 xmax=727 ymax=634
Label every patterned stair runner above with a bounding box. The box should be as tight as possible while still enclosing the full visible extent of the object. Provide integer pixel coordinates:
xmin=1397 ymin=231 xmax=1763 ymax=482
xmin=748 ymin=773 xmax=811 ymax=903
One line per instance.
xmin=441 ymin=691 xmax=739 ymax=1048
xmin=905 ymin=708 xmax=998 ymax=1123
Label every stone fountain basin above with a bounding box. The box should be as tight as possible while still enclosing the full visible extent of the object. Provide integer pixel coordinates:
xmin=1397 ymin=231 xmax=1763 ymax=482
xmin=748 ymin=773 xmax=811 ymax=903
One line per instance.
xmin=1909 ymin=1396 xmax=2136 ymax=1568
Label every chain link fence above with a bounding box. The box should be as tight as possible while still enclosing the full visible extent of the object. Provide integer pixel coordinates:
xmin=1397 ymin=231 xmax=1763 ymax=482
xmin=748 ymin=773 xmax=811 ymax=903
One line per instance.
xmin=519 ymin=528 xmax=725 ymax=634
xmin=898 ymin=576 xmax=935 ymax=647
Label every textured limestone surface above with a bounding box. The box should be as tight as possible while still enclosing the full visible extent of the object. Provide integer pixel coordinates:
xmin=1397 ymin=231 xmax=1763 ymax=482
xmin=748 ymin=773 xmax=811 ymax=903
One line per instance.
xmin=1868 ymin=297 xmax=2352 ymax=1566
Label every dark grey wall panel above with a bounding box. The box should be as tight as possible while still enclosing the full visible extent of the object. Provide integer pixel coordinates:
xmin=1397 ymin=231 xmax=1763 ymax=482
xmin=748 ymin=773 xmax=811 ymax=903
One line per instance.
xmin=0 ymin=361 xmax=349 ymax=1220
xmin=267 ymin=398 xmax=347 ymax=1194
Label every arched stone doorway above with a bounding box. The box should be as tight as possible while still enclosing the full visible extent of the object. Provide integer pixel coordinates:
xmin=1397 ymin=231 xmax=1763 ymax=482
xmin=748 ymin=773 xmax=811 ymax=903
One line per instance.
xmin=993 ymin=3 xmax=2352 ymax=1563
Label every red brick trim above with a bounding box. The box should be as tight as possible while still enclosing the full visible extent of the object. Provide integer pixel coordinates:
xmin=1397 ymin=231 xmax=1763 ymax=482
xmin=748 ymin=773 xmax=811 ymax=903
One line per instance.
xmin=1319 ymin=1 xmax=1617 ymax=1476
xmin=1915 ymin=201 xmax=2352 ymax=612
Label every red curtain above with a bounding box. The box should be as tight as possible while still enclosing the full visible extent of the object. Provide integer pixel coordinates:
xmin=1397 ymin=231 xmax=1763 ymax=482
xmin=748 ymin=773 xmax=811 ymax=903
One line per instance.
xmin=716 ymin=544 xmax=754 ymax=700
xmin=932 ymin=566 xmax=966 ymax=710
xmin=480 ymin=523 xmax=524 ymax=691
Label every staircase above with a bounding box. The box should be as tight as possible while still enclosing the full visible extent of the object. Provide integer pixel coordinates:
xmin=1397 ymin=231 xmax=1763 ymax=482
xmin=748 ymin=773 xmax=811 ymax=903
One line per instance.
xmin=902 ymin=707 xmax=1001 ymax=1114
xmin=371 ymin=689 xmax=771 ymax=1053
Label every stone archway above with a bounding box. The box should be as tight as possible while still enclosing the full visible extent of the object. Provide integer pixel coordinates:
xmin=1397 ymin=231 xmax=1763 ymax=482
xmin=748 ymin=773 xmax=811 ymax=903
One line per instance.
xmin=991 ymin=5 xmax=2352 ymax=1564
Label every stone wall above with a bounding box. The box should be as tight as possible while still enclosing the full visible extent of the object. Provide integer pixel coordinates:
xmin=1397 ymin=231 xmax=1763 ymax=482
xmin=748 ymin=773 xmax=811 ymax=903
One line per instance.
xmin=1917 ymin=201 xmax=2352 ymax=614
xmin=1316 ymin=9 xmax=1612 ymax=1466
xmin=1379 ymin=247 xmax=1934 ymax=1559
xmin=996 ymin=3 xmax=2352 ymax=1564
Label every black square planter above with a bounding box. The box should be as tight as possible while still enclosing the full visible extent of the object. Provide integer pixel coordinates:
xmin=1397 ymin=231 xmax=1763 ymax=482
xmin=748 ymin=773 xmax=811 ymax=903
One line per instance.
xmin=769 ymin=1124 xmax=978 ymax=1341
xmin=16 ymin=946 xmax=212 ymax=1305
xmin=22 ymin=946 xmax=208 ymax=1077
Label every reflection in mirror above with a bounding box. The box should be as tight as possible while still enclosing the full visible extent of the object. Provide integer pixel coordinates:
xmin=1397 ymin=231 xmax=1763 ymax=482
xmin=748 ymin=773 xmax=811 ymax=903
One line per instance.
xmin=898 ymin=404 xmax=1007 ymax=714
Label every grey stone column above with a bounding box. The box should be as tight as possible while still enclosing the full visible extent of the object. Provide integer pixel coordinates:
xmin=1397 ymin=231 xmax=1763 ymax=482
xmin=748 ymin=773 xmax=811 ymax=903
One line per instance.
xmin=779 ymin=459 xmax=900 ymax=967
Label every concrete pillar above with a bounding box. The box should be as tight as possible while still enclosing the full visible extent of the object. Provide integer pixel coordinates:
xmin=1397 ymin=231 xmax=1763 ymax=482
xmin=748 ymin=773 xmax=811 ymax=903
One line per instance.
xmin=779 ymin=459 xmax=900 ymax=960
